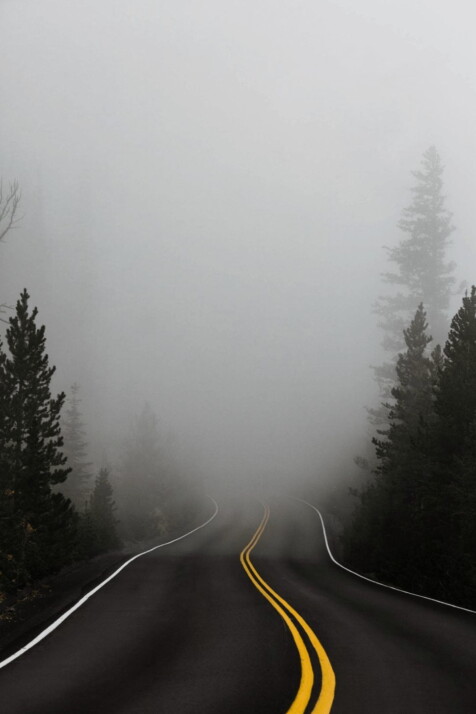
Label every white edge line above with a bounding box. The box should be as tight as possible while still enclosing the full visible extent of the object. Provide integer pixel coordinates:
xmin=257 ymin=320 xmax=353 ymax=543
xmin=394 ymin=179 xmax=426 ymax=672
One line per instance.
xmin=294 ymin=497 xmax=476 ymax=616
xmin=0 ymin=497 xmax=219 ymax=670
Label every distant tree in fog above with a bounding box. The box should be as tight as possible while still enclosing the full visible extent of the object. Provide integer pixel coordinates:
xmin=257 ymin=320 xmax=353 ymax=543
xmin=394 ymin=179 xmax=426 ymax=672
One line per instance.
xmin=119 ymin=403 xmax=169 ymax=541
xmin=89 ymin=468 xmax=120 ymax=551
xmin=60 ymin=383 xmax=92 ymax=507
xmin=78 ymin=468 xmax=120 ymax=556
xmin=373 ymin=147 xmax=457 ymax=401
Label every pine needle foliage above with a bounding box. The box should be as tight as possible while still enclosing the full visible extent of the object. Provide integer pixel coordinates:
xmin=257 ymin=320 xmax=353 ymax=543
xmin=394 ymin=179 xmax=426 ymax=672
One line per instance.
xmin=88 ymin=468 xmax=120 ymax=554
xmin=0 ymin=290 xmax=76 ymax=590
xmin=346 ymin=292 xmax=476 ymax=607
xmin=61 ymin=383 xmax=92 ymax=507
xmin=348 ymin=305 xmax=437 ymax=588
xmin=373 ymin=147 xmax=456 ymax=410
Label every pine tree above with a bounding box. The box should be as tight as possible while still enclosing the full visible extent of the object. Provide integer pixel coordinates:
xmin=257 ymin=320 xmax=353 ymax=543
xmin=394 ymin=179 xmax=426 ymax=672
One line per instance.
xmin=0 ymin=290 xmax=76 ymax=588
xmin=88 ymin=468 xmax=120 ymax=554
xmin=428 ymin=286 xmax=476 ymax=601
xmin=374 ymin=147 xmax=456 ymax=402
xmin=436 ymin=286 xmax=476 ymax=457
xmin=346 ymin=306 xmax=437 ymax=588
xmin=376 ymin=306 xmax=438 ymax=584
xmin=0 ymin=338 xmax=19 ymax=588
xmin=451 ymin=420 xmax=476 ymax=601
xmin=76 ymin=505 xmax=96 ymax=559
xmin=61 ymin=383 xmax=92 ymax=507
xmin=386 ymin=304 xmax=434 ymax=434
xmin=119 ymin=403 xmax=168 ymax=540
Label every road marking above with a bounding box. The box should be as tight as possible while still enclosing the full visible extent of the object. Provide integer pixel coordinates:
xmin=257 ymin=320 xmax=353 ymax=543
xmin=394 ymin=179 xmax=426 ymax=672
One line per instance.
xmin=0 ymin=497 xmax=219 ymax=671
xmin=240 ymin=505 xmax=335 ymax=714
xmin=295 ymin=497 xmax=476 ymax=616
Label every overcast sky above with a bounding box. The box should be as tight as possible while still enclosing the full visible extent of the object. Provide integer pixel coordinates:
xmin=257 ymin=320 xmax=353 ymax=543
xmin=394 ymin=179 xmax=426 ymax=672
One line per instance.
xmin=1 ymin=0 xmax=476 ymax=490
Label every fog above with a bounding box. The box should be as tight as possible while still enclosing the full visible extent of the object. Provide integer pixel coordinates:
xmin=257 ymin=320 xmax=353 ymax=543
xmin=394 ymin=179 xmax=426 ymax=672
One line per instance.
xmin=1 ymin=0 xmax=476 ymax=495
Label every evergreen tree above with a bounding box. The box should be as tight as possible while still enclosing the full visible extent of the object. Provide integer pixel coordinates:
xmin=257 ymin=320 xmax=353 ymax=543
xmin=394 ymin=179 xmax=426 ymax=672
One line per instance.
xmin=61 ymin=383 xmax=92 ymax=507
xmin=88 ymin=468 xmax=120 ymax=554
xmin=76 ymin=505 xmax=97 ymax=560
xmin=119 ymin=403 xmax=168 ymax=540
xmin=451 ymin=420 xmax=476 ymax=601
xmin=435 ymin=286 xmax=476 ymax=457
xmin=0 ymin=338 xmax=19 ymax=588
xmin=374 ymin=147 xmax=456 ymax=402
xmin=347 ymin=293 xmax=476 ymax=607
xmin=375 ymin=306 xmax=438 ymax=585
xmin=429 ymin=286 xmax=476 ymax=600
xmin=385 ymin=304 xmax=434 ymax=434
xmin=346 ymin=305 xmax=437 ymax=588
xmin=0 ymin=290 xmax=75 ymax=589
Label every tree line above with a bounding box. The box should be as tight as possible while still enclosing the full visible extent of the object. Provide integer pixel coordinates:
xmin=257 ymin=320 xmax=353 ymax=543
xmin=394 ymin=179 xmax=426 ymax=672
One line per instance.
xmin=344 ymin=148 xmax=475 ymax=609
xmin=0 ymin=182 xmax=198 ymax=595
xmin=0 ymin=290 xmax=119 ymax=592
xmin=0 ymin=287 xmax=197 ymax=595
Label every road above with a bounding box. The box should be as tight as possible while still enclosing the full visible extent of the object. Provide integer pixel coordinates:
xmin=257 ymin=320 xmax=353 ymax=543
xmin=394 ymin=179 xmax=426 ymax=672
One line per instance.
xmin=0 ymin=496 xmax=475 ymax=713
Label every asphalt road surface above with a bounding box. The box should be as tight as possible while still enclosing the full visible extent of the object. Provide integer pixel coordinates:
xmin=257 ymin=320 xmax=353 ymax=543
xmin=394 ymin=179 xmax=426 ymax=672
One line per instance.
xmin=0 ymin=496 xmax=475 ymax=713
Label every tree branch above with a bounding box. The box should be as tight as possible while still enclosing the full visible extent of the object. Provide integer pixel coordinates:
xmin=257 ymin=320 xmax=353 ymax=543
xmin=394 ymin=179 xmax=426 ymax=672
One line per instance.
xmin=0 ymin=180 xmax=22 ymax=242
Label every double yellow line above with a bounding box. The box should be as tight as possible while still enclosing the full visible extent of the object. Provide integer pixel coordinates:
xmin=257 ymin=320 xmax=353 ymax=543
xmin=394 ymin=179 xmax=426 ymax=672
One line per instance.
xmin=240 ymin=506 xmax=335 ymax=714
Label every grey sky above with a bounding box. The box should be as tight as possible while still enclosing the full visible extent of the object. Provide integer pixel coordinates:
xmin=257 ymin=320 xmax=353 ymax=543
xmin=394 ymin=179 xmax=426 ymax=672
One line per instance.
xmin=1 ymin=1 xmax=475 ymax=489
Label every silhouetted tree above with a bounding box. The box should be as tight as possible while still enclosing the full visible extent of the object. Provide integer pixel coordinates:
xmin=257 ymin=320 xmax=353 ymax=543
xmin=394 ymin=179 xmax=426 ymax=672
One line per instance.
xmin=435 ymin=286 xmax=476 ymax=457
xmin=0 ymin=290 xmax=75 ymax=589
xmin=451 ymin=421 xmax=476 ymax=601
xmin=428 ymin=286 xmax=476 ymax=599
xmin=346 ymin=305 xmax=437 ymax=588
xmin=87 ymin=468 xmax=120 ymax=554
xmin=347 ymin=291 xmax=476 ymax=608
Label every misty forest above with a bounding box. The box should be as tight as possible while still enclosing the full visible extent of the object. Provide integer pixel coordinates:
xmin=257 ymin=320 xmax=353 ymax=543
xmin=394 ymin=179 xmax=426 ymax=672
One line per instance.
xmin=2 ymin=145 xmax=476 ymax=607
xmin=1 ymin=3 xmax=476 ymax=713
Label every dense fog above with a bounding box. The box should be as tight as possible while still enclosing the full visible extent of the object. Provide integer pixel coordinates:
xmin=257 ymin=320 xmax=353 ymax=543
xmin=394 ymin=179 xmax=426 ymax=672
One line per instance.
xmin=1 ymin=0 xmax=475 ymax=495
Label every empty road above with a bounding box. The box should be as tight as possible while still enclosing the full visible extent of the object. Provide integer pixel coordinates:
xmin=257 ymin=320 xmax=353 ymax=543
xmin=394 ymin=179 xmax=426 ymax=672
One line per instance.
xmin=0 ymin=496 xmax=475 ymax=713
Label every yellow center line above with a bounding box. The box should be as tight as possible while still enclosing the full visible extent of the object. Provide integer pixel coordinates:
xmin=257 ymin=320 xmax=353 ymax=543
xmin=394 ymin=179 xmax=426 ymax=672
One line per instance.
xmin=240 ymin=505 xmax=336 ymax=714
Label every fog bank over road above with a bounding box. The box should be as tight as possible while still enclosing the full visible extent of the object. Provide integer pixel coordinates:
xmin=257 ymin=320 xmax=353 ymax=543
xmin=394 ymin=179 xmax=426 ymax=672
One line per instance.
xmin=2 ymin=1 xmax=476 ymax=492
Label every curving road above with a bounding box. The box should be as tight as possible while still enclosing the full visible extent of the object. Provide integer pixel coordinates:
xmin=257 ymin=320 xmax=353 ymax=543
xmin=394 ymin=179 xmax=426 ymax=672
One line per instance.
xmin=0 ymin=497 xmax=475 ymax=713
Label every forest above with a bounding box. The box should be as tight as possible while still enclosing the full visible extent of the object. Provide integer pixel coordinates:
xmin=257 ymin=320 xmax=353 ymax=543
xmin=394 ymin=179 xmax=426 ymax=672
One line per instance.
xmin=0 ymin=187 xmax=199 ymax=595
xmin=1 ymin=146 xmax=475 ymax=611
xmin=343 ymin=148 xmax=476 ymax=610
xmin=1 ymin=6 xmax=476 ymax=713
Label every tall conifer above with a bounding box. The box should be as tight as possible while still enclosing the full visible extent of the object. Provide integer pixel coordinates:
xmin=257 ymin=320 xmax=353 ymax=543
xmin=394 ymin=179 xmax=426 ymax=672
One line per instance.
xmin=429 ymin=287 xmax=476 ymax=599
xmin=0 ymin=290 xmax=75 ymax=587
xmin=120 ymin=403 xmax=168 ymax=540
xmin=61 ymin=383 xmax=92 ymax=507
xmin=89 ymin=468 xmax=120 ymax=553
xmin=436 ymin=286 xmax=476 ymax=457
xmin=347 ymin=306 xmax=437 ymax=588
xmin=374 ymin=147 xmax=456 ymax=402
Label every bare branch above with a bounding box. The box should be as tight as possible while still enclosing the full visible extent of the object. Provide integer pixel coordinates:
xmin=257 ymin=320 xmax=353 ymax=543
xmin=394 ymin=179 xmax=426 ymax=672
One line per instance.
xmin=0 ymin=180 xmax=22 ymax=242
xmin=0 ymin=303 xmax=14 ymax=323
